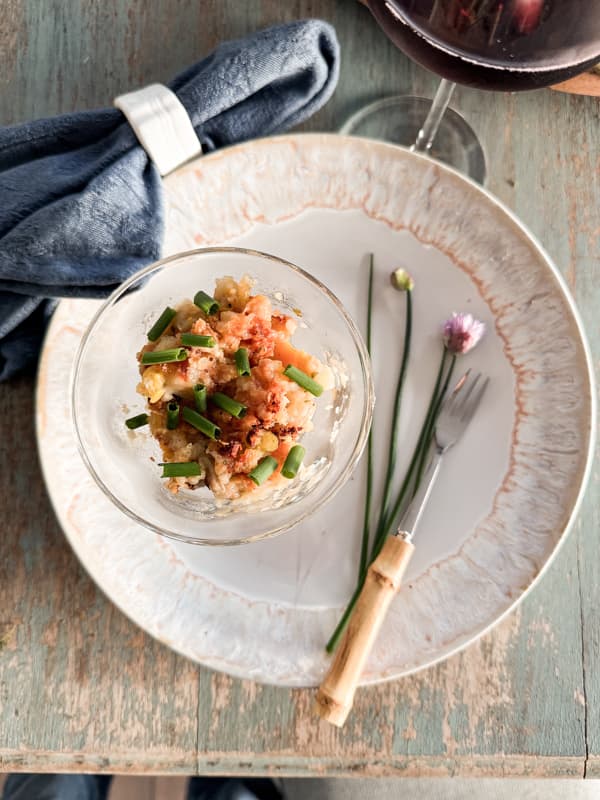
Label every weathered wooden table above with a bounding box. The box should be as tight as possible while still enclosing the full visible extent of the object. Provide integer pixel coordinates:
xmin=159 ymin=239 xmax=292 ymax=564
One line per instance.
xmin=1 ymin=0 xmax=598 ymax=779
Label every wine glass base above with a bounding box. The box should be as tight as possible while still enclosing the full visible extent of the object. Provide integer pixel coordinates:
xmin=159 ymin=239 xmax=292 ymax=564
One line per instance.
xmin=340 ymin=96 xmax=486 ymax=185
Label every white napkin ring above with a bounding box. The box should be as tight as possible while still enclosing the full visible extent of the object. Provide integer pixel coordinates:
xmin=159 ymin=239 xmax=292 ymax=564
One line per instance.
xmin=114 ymin=83 xmax=203 ymax=176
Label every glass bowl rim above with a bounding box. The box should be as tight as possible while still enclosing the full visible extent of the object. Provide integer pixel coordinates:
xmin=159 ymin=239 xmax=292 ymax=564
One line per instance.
xmin=71 ymin=245 xmax=375 ymax=546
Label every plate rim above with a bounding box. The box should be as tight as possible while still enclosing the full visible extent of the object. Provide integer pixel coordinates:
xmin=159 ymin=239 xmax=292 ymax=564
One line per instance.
xmin=35 ymin=132 xmax=597 ymax=686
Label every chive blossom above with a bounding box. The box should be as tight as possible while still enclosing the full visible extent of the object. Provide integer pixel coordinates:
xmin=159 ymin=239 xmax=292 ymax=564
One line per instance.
xmin=125 ymin=413 xmax=149 ymax=430
xmin=283 ymin=365 xmax=323 ymax=397
xmin=141 ymin=348 xmax=188 ymax=365
xmin=443 ymin=312 xmax=486 ymax=355
xmin=180 ymin=333 xmax=216 ymax=348
xmin=147 ymin=306 xmax=176 ymax=341
xmin=194 ymin=290 xmax=219 ymax=315
xmin=211 ymin=392 xmax=247 ymax=419
xmin=248 ymin=455 xmax=278 ymax=486
xmin=281 ymin=445 xmax=305 ymax=479
xmin=235 ymin=347 xmax=251 ymax=376
xmin=182 ymin=406 xmax=220 ymax=439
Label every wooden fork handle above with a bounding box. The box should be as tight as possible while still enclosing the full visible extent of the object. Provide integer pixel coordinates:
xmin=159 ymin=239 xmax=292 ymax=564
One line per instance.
xmin=314 ymin=535 xmax=415 ymax=727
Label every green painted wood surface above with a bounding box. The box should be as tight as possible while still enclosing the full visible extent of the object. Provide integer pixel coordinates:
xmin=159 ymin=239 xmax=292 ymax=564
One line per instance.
xmin=0 ymin=0 xmax=598 ymax=777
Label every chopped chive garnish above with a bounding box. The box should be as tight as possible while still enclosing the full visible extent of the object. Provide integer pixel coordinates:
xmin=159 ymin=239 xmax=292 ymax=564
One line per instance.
xmin=182 ymin=406 xmax=220 ymax=439
xmin=166 ymin=401 xmax=180 ymax=430
xmin=194 ymin=290 xmax=219 ymax=315
xmin=147 ymin=306 xmax=176 ymax=342
xmin=180 ymin=333 xmax=216 ymax=348
xmin=125 ymin=413 xmax=149 ymax=430
xmin=141 ymin=347 xmax=188 ymax=365
xmin=248 ymin=455 xmax=278 ymax=486
xmin=211 ymin=392 xmax=247 ymax=419
xmin=235 ymin=347 xmax=251 ymax=376
xmin=283 ymin=365 xmax=323 ymax=397
xmin=160 ymin=462 xmax=202 ymax=478
xmin=281 ymin=445 xmax=305 ymax=479
xmin=193 ymin=383 xmax=207 ymax=413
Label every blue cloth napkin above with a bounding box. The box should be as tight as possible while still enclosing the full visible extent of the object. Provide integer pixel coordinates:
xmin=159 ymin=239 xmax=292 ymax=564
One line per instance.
xmin=0 ymin=19 xmax=339 ymax=380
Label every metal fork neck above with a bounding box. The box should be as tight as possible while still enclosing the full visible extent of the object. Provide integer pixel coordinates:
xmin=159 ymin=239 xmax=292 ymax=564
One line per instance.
xmin=396 ymin=450 xmax=444 ymax=542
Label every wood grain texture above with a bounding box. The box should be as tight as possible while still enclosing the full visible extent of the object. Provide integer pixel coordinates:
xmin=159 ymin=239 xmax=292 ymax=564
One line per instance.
xmin=0 ymin=0 xmax=598 ymax=778
xmin=552 ymin=72 xmax=600 ymax=97
xmin=316 ymin=537 xmax=415 ymax=726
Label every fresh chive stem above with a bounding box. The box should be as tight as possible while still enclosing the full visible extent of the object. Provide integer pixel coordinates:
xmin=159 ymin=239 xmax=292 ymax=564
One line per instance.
xmin=211 ymin=392 xmax=247 ymax=418
xmin=413 ymin=353 xmax=456 ymax=493
xmin=166 ymin=401 xmax=180 ymax=430
xmin=283 ymin=365 xmax=323 ymax=397
xmin=180 ymin=333 xmax=215 ymax=348
xmin=141 ymin=347 xmax=188 ymax=365
xmin=182 ymin=406 xmax=220 ymax=439
xmin=193 ymin=383 xmax=207 ymax=413
xmin=249 ymin=455 xmax=278 ymax=486
xmin=358 ymin=255 xmax=375 ymax=580
xmin=125 ymin=413 xmax=149 ymax=430
xmin=326 ymin=578 xmax=366 ymax=653
xmin=327 ymin=267 xmax=416 ymax=652
xmin=235 ymin=347 xmax=251 ymax=376
xmin=147 ymin=307 xmax=176 ymax=342
xmin=375 ymin=346 xmax=448 ymax=553
xmin=371 ymin=282 xmax=413 ymax=568
xmin=281 ymin=445 xmax=305 ymax=479
xmin=327 ymin=346 xmax=450 ymax=655
xmin=161 ymin=461 xmax=202 ymax=478
xmin=194 ymin=290 xmax=219 ymax=315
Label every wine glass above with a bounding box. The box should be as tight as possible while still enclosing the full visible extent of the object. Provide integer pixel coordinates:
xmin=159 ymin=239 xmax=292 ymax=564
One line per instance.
xmin=344 ymin=0 xmax=600 ymax=183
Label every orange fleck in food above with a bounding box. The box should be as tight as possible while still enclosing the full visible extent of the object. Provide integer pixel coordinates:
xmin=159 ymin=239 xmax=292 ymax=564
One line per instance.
xmin=273 ymin=338 xmax=320 ymax=376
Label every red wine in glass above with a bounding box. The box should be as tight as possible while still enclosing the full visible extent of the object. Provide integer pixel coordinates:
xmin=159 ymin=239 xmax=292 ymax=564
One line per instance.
xmin=367 ymin=0 xmax=600 ymax=90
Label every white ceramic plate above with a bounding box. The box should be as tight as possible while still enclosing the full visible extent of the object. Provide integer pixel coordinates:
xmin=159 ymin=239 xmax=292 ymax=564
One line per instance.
xmin=36 ymin=134 xmax=595 ymax=686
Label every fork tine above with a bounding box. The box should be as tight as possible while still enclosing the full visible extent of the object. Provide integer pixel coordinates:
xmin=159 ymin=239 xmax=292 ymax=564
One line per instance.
xmin=444 ymin=369 xmax=471 ymax=414
xmin=457 ymin=371 xmax=481 ymax=411
xmin=460 ymin=376 xmax=490 ymax=422
xmin=451 ymin=368 xmax=471 ymax=396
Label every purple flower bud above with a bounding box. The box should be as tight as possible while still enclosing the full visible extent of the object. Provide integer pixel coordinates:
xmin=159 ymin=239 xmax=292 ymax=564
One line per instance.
xmin=443 ymin=312 xmax=485 ymax=355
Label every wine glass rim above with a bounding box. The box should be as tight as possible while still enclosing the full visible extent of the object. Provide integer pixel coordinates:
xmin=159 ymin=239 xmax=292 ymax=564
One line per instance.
xmin=367 ymin=1 xmax=600 ymax=74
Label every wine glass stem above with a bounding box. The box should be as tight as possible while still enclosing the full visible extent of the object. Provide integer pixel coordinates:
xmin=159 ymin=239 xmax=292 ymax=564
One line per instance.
xmin=412 ymin=79 xmax=457 ymax=153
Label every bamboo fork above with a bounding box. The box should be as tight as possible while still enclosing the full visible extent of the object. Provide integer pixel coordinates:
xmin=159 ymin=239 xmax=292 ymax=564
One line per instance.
xmin=315 ymin=370 xmax=489 ymax=726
